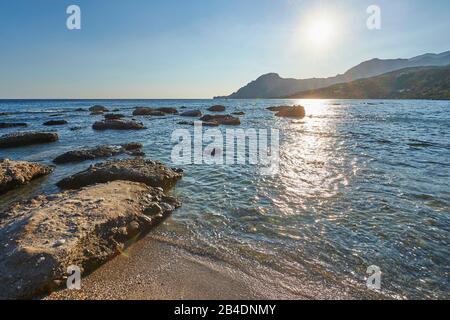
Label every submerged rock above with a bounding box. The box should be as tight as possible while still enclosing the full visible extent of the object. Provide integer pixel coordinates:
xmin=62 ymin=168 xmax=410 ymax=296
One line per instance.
xmin=0 ymin=132 xmax=59 ymax=149
xmin=0 ymin=123 xmax=28 ymax=129
xmin=43 ymin=120 xmax=68 ymax=126
xmin=207 ymin=105 xmax=226 ymax=112
xmin=133 ymin=107 xmax=165 ymax=116
xmin=69 ymin=127 xmax=82 ymax=131
xmin=104 ymin=113 xmax=125 ymax=120
xmin=92 ymin=119 xmax=145 ymax=131
xmin=0 ymin=180 xmax=181 ymax=299
xmin=200 ymin=114 xmax=241 ymax=125
xmin=90 ymin=110 xmax=104 ymax=115
xmin=232 ymin=111 xmax=245 ymax=116
xmin=267 ymin=105 xmax=306 ymax=118
xmin=89 ymin=105 xmax=109 ymax=113
xmin=0 ymin=159 xmax=53 ymax=194
xmin=57 ymin=158 xmax=183 ymax=190
xmin=178 ymin=120 xmax=220 ymax=127
xmin=180 ymin=110 xmax=202 ymax=117
xmin=53 ymin=143 xmax=144 ymax=164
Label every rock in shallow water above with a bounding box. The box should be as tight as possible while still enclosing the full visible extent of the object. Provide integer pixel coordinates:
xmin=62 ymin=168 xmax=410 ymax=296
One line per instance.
xmin=57 ymin=158 xmax=183 ymax=190
xmin=0 ymin=180 xmax=181 ymax=299
xmin=267 ymin=105 xmax=306 ymax=118
xmin=207 ymin=105 xmax=226 ymax=112
xmin=92 ymin=119 xmax=145 ymax=131
xmin=200 ymin=114 xmax=241 ymax=125
xmin=53 ymin=143 xmax=144 ymax=164
xmin=0 ymin=123 xmax=28 ymax=129
xmin=0 ymin=159 xmax=53 ymax=194
xmin=89 ymin=105 xmax=109 ymax=113
xmin=180 ymin=110 xmax=202 ymax=117
xmin=43 ymin=120 xmax=68 ymax=126
xmin=0 ymin=131 xmax=59 ymax=148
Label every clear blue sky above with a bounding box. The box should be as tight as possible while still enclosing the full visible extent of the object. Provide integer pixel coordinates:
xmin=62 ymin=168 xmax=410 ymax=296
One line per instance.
xmin=0 ymin=0 xmax=449 ymax=98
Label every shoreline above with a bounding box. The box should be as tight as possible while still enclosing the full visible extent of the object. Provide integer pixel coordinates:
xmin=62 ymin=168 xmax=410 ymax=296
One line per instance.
xmin=45 ymin=234 xmax=376 ymax=300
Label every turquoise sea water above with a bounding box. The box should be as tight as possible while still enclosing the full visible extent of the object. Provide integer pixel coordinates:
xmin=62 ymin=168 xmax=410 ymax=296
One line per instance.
xmin=0 ymin=99 xmax=449 ymax=299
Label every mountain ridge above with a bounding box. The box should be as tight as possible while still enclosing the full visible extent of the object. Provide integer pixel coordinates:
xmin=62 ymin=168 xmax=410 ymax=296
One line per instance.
xmin=215 ymin=51 xmax=450 ymax=99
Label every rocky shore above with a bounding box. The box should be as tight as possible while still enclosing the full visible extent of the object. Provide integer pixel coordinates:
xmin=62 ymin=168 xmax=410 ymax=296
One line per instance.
xmin=0 ymin=103 xmax=304 ymax=299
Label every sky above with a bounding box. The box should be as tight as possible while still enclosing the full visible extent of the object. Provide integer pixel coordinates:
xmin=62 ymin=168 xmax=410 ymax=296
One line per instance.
xmin=0 ymin=0 xmax=449 ymax=99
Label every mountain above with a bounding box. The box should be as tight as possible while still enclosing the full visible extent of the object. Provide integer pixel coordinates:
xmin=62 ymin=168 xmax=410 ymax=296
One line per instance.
xmin=287 ymin=66 xmax=450 ymax=100
xmin=215 ymin=51 xmax=450 ymax=99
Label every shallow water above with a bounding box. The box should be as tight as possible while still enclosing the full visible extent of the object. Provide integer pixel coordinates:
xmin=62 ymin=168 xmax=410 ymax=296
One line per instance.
xmin=1 ymin=99 xmax=449 ymax=299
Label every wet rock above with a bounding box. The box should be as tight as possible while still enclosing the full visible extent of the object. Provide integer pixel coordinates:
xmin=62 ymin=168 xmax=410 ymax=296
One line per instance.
xmin=0 ymin=159 xmax=53 ymax=194
xmin=177 ymin=121 xmax=220 ymax=127
xmin=69 ymin=127 xmax=82 ymax=131
xmin=180 ymin=110 xmax=202 ymax=117
xmin=104 ymin=114 xmax=125 ymax=120
xmin=90 ymin=110 xmax=104 ymax=115
xmin=53 ymin=143 xmax=144 ymax=164
xmin=207 ymin=105 xmax=226 ymax=112
xmin=89 ymin=105 xmax=109 ymax=113
xmin=200 ymin=114 xmax=241 ymax=125
xmin=133 ymin=107 xmax=165 ymax=116
xmin=232 ymin=111 xmax=245 ymax=116
xmin=0 ymin=132 xmax=59 ymax=149
xmin=267 ymin=105 xmax=306 ymax=118
xmin=49 ymin=114 xmax=64 ymax=117
xmin=57 ymin=158 xmax=183 ymax=191
xmin=156 ymin=107 xmax=178 ymax=115
xmin=0 ymin=123 xmax=28 ymax=129
xmin=43 ymin=120 xmax=68 ymax=126
xmin=74 ymin=108 xmax=87 ymax=112
xmin=0 ymin=180 xmax=181 ymax=299
xmin=92 ymin=119 xmax=145 ymax=131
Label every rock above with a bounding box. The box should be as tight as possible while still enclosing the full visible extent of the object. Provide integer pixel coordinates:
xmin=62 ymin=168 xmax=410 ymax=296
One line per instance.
xmin=0 ymin=159 xmax=53 ymax=194
xmin=89 ymin=105 xmax=109 ymax=113
xmin=49 ymin=114 xmax=64 ymax=117
xmin=177 ymin=121 xmax=220 ymax=127
xmin=207 ymin=105 xmax=226 ymax=112
xmin=232 ymin=111 xmax=245 ymax=116
xmin=43 ymin=120 xmax=68 ymax=126
xmin=0 ymin=180 xmax=181 ymax=299
xmin=92 ymin=119 xmax=145 ymax=131
xmin=104 ymin=114 xmax=125 ymax=120
xmin=74 ymin=108 xmax=86 ymax=112
xmin=57 ymin=159 xmax=183 ymax=191
xmin=0 ymin=123 xmax=28 ymax=129
xmin=156 ymin=107 xmax=178 ymax=115
xmin=0 ymin=132 xmax=59 ymax=149
xmin=69 ymin=127 xmax=82 ymax=131
xmin=90 ymin=110 xmax=104 ymax=115
xmin=200 ymin=114 xmax=241 ymax=125
xmin=133 ymin=107 xmax=165 ymax=116
xmin=53 ymin=143 xmax=144 ymax=164
xmin=267 ymin=105 xmax=306 ymax=118
xmin=180 ymin=110 xmax=202 ymax=117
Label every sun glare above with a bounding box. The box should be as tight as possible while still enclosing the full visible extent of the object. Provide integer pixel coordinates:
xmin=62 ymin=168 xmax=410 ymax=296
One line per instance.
xmin=306 ymin=19 xmax=335 ymax=48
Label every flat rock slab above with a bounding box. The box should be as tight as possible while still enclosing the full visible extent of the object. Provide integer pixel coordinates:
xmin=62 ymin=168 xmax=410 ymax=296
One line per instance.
xmin=57 ymin=159 xmax=183 ymax=190
xmin=0 ymin=159 xmax=53 ymax=194
xmin=104 ymin=113 xmax=125 ymax=120
xmin=53 ymin=143 xmax=144 ymax=164
xmin=43 ymin=120 xmax=68 ymax=126
xmin=0 ymin=180 xmax=181 ymax=299
xmin=200 ymin=114 xmax=241 ymax=125
xmin=0 ymin=123 xmax=28 ymax=129
xmin=180 ymin=110 xmax=202 ymax=117
xmin=207 ymin=105 xmax=226 ymax=112
xmin=92 ymin=119 xmax=145 ymax=131
xmin=267 ymin=105 xmax=306 ymax=118
xmin=133 ymin=107 xmax=165 ymax=116
xmin=0 ymin=132 xmax=59 ymax=149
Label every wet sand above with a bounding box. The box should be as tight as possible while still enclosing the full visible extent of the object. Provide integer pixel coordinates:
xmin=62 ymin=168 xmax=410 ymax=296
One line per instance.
xmin=46 ymin=235 xmax=371 ymax=300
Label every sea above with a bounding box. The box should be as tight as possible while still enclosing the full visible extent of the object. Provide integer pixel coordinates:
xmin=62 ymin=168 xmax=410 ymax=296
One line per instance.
xmin=0 ymin=99 xmax=449 ymax=299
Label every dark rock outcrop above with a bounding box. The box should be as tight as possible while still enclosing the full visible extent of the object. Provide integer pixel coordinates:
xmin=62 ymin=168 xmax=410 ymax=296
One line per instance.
xmin=0 ymin=180 xmax=181 ymax=299
xmin=53 ymin=143 xmax=144 ymax=164
xmin=268 ymin=105 xmax=306 ymax=118
xmin=156 ymin=107 xmax=178 ymax=115
xmin=207 ymin=105 xmax=226 ymax=112
xmin=0 ymin=132 xmax=59 ymax=149
xmin=133 ymin=107 xmax=165 ymax=116
xmin=92 ymin=119 xmax=145 ymax=131
xmin=178 ymin=121 xmax=219 ymax=127
xmin=180 ymin=110 xmax=202 ymax=117
xmin=89 ymin=105 xmax=109 ymax=113
xmin=0 ymin=159 xmax=53 ymax=194
xmin=57 ymin=159 xmax=183 ymax=190
xmin=232 ymin=111 xmax=245 ymax=116
xmin=43 ymin=120 xmax=68 ymax=126
xmin=200 ymin=114 xmax=241 ymax=125
xmin=104 ymin=114 xmax=125 ymax=120
xmin=0 ymin=123 xmax=28 ymax=129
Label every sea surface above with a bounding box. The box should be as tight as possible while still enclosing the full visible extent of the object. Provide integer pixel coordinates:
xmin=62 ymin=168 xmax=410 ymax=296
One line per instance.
xmin=0 ymin=99 xmax=449 ymax=299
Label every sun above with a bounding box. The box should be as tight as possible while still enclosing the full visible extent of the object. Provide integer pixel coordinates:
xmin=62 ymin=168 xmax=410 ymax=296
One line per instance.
xmin=306 ymin=19 xmax=335 ymax=48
